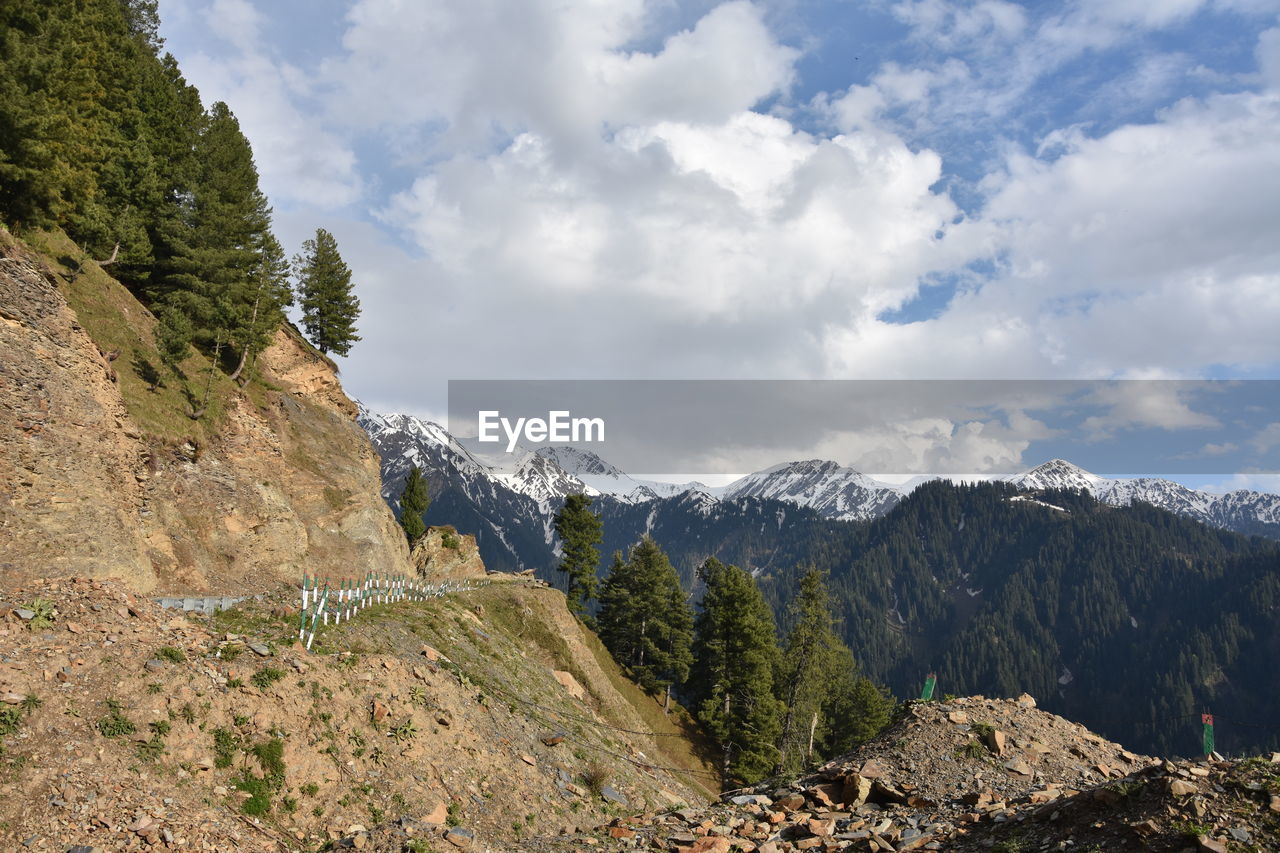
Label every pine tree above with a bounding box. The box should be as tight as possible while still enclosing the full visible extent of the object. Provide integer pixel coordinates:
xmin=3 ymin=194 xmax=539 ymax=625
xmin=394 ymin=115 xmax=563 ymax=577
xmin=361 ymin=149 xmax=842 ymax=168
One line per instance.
xmin=775 ymin=569 xmax=845 ymax=774
xmin=228 ymin=233 xmax=292 ymax=383
xmin=154 ymin=303 xmax=192 ymax=387
xmin=690 ymin=557 xmax=783 ymax=785
xmin=295 ymin=228 xmax=361 ymax=356
xmin=553 ymin=494 xmax=603 ymax=620
xmin=818 ymin=659 xmax=894 ymax=758
xmin=597 ymin=538 xmax=693 ymax=700
xmin=398 ymin=465 xmax=430 ymax=544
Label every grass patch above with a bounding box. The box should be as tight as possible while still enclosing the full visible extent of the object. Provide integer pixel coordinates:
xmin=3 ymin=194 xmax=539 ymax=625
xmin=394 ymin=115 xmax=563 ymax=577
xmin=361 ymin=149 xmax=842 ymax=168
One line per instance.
xmin=233 ymin=737 xmax=287 ymax=816
xmin=1172 ymin=819 xmax=1212 ymax=838
xmin=475 ymin=585 xmax=719 ymax=797
xmin=156 ymin=646 xmax=185 ymax=663
xmin=580 ymin=761 xmax=611 ymax=797
xmin=211 ymin=604 xmax=296 ymax=647
xmin=96 ymin=700 xmax=136 ymax=738
xmin=212 ymin=727 xmax=241 ymax=768
xmin=250 ymin=667 xmax=286 ymax=689
xmin=0 ymin=708 xmax=22 ymax=738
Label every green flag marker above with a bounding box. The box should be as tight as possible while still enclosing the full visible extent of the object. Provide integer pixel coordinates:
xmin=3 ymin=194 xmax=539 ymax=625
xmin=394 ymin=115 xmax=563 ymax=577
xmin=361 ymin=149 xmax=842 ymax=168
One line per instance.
xmin=921 ymin=673 xmax=937 ymax=701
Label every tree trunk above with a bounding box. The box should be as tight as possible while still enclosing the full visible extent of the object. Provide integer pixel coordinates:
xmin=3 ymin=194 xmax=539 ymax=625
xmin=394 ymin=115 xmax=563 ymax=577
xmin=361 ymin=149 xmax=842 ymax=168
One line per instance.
xmin=807 ymin=710 xmax=819 ymax=763
xmin=229 ymin=280 xmax=263 ymax=383
xmin=192 ymin=333 xmax=222 ymax=419
xmin=722 ymin=692 xmax=732 ymax=780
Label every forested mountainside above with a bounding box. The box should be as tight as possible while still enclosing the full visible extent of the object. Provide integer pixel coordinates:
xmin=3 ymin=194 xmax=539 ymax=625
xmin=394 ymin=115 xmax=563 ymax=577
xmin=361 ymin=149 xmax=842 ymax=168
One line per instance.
xmin=371 ymin=421 xmax=1280 ymax=758
xmin=751 ymin=481 xmax=1280 ymax=758
xmin=590 ymin=481 xmax=1280 ymax=758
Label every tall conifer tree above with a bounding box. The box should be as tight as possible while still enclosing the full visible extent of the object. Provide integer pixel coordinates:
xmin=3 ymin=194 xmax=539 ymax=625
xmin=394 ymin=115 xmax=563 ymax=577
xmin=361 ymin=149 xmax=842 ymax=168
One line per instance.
xmin=398 ymin=465 xmax=430 ymax=544
xmin=690 ymin=557 xmax=783 ymax=785
xmin=553 ymin=494 xmax=603 ymax=620
xmin=597 ymin=538 xmax=693 ymax=700
xmin=295 ymin=228 xmax=361 ymax=356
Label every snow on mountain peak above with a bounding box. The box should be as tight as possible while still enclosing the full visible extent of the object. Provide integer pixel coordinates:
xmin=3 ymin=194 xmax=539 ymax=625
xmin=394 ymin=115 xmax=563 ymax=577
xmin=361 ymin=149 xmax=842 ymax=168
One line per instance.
xmin=355 ymin=405 xmax=1280 ymax=537
xmin=722 ymin=459 xmax=902 ymax=521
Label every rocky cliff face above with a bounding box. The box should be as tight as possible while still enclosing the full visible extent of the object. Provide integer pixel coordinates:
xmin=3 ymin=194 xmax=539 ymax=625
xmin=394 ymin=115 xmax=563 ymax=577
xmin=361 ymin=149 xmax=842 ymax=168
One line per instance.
xmin=411 ymin=526 xmax=487 ymax=581
xmin=0 ymin=229 xmax=410 ymax=593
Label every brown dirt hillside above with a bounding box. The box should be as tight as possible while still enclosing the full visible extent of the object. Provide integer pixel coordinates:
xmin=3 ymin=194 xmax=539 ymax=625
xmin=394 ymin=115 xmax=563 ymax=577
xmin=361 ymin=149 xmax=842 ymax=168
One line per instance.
xmin=0 ymin=574 xmax=715 ymax=852
xmin=0 ymin=227 xmax=409 ymax=593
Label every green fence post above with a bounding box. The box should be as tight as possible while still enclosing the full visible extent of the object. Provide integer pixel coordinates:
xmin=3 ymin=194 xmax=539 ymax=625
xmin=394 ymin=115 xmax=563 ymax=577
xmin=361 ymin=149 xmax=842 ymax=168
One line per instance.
xmin=1201 ymin=713 xmax=1215 ymax=757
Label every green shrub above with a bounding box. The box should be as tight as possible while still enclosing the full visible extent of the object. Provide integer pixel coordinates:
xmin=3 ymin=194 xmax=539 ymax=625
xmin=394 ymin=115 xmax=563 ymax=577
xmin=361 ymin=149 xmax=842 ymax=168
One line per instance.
xmin=24 ymin=599 xmax=56 ymax=631
xmin=388 ymin=719 xmax=419 ymax=742
xmin=96 ymin=700 xmax=135 ymax=738
xmin=232 ymin=737 xmax=287 ymax=816
xmin=156 ymin=646 xmax=185 ymax=663
xmin=136 ymin=736 xmax=165 ymax=762
xmin=0 ymin=707 xmax=22 ymax=738
xmin=212 ymin=727 xmax=240 ymax=768
xmin=250 ymin=667 xmax=286 ymax=689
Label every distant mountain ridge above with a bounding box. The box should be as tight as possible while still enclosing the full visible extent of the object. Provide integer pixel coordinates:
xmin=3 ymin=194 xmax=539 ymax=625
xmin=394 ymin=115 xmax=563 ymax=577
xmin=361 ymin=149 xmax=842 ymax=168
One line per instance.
xmin=357 ymin=405 xmax=1280 ymax=540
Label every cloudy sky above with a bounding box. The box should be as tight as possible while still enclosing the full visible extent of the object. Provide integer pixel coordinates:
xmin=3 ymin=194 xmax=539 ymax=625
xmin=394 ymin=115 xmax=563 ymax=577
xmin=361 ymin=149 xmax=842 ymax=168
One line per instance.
xmin=157 ymin=0 xmax=1280 ymax=485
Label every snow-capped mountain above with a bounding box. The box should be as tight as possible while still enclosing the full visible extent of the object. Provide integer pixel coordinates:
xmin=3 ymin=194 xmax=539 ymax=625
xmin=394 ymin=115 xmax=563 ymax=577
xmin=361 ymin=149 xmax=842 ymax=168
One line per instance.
xmin=721 ymin=459 xmax=903 ymax=521
xmin=529 ymin=446 xmax=673 ymax=502
xmin=1004 ymin=459 xmax=1280 ymax=536
xmin=1005 ymin=458 xmax=1108 ymax=494
xmin=356 ymin=407 xmax=1280 ymax=566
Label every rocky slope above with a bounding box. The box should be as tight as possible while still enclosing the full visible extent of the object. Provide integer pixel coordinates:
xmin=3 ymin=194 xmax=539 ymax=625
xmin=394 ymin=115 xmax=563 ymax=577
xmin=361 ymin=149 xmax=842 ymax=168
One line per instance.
xmin=526 ymin=695 xmax=1280 ymax=853
xmin=0 ymin=574 xmax=714 ymax=852
xmin=0 ymin=229 xmax=410 ymax=593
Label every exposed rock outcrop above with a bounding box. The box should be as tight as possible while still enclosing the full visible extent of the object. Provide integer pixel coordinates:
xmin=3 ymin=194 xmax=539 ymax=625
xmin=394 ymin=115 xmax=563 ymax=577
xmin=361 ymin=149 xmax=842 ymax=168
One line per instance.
xmin=411 ymin=526 xmax=486 ymax=581
xmin=0 ymin=230 xmax=410 ymax=593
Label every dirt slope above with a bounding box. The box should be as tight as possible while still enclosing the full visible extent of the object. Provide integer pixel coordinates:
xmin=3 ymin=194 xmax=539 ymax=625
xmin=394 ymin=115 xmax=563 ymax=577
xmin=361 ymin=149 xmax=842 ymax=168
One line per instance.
xmin=0 ymin=228 xmax=409 ymax=592
xmin=0 ymin=574 xmax=714 ymax=852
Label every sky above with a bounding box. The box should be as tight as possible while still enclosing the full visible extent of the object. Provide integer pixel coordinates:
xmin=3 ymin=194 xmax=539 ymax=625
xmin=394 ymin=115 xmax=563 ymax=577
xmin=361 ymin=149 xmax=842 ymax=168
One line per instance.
xmin=157 ymin=0 xmax=1280 ymax=489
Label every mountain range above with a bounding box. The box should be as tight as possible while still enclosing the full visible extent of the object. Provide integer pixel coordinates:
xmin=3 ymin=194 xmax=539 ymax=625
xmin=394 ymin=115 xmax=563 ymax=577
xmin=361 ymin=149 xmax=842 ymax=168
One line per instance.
xmin=357 ymin=405 xmax=1280 ymax=567
xmin=358 ymin=406 xmax=1280 ymax=757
